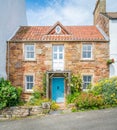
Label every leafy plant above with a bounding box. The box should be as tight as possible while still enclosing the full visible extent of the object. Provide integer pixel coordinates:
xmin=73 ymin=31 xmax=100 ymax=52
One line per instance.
xmin=70 ymin=74 xmax=82 ymax=94
xmin=92 ymin=77 xmax=117 ymax=105
xmin=66 ymin=92 xmax=80 ymax=104
xmin=0 ymin=78 xmax=22 ymax=109
xmin=75 ymin=92 xmax=104 ymax=110
xmin=107 ymin=58 xmax=114 ymax=65
xmin=50 ymin=101 xmax=59 ymax=111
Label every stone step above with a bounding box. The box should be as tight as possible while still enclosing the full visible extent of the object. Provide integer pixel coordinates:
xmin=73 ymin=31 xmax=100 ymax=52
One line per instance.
xmin=57 ymin=103 xmax=66 ymax=110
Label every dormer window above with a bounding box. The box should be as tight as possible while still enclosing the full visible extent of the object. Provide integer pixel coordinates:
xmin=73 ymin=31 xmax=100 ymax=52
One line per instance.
xmin=55 ymin=25 xmax=61 ymax=34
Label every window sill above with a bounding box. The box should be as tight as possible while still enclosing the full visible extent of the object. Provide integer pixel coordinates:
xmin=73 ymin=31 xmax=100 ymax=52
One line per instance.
xmin=24 ymin=90 xmax=34 ymax=93
xmin=80 ymin=59 xmax=95 ymax=62
xmin=23 ymin=59 xmax=37 ymax=62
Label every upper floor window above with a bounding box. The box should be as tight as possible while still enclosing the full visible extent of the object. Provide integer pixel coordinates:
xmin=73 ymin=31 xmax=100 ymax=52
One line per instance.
xmin=83 ymin=75 xmax=92 ymax=89
xmin=24 ymin=44 xmax=35 ymax=60
xmin=53 ymin=45 xmax=64 ymax=71
xmin=82 ymin=44 xmax=92 ymax=59
xmin=25 ymin=75 xmax=34 ymax=91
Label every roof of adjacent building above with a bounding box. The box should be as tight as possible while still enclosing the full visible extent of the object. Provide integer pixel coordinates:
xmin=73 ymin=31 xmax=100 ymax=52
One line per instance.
xmin=10 ymin=22 xmax=107 ymax=42
xmin=101 ymin=12 xmax=117 ymax=19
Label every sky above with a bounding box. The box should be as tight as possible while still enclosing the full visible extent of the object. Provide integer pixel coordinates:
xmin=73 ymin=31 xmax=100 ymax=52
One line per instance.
xmin=26 ymin=0 xmax=117 ymax=26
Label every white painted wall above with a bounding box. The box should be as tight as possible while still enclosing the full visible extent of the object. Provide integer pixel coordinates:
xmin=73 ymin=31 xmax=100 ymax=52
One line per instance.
xmin=109 ymin=19 xmax=117 ymax=77
xmin=0 ymin=0 xmax=27 ymax=78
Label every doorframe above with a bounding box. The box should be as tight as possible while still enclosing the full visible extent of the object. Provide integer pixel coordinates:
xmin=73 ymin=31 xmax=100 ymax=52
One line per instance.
xmin=51 ymin=77 xmax=65 ymax=102
xmin=46 ymin=71 xmax=71 ymax=100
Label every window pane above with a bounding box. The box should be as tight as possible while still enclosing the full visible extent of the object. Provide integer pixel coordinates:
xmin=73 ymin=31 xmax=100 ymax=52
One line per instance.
xmin=30 ymin=46 xmax=34 ymax=51
xmin=53 ymin=46 xmax=57 ymax=52
xmin=29 ymin=76 xmax=33 ymax=82
xmin=59 ymin=54 xmax=63 ymax=59
xmin=87 ymin=52 xmax=91 ymax=58
xmin=88 ymin=76 xmax=91 ymax=81
xmin=83 ymin=76 xmax=87 ymax=81
xmin=26 ymin=46 xmax=30 ymax=51
xmin=88 ymin=45 xmax=91 ymax=50
xmin=27 ymin=83 xmax=30 ymax=89
xmin=83 ymin=45 xmax=87 ymax=50
xmin=31 ymin=53 xmax=34 ymax=58
xmin=26 ymin=76 xmax=30 ymax=82
xmin=83 ymin=52 xmax=87 ymax=58
xmin=83 ymin=76 xmax=92 ymax=89
xmin=59 ymin=46 xmax=63 ymax=52
xmin=30 ymin=83 xmax=33 ymax=89
xmin=53 ymin=54 xmax=57 ymax=59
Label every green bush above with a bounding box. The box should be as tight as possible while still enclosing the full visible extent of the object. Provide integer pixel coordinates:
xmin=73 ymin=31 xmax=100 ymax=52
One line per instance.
xmin=70 ymin=74 xmax=82 ymax=94
xmin=66 ymin=92 xmax=80 ymax=104
xmin=75 ymin=92 xmax=104 ymax=110
xmin=92 ymin=77 xmax=117 ymax=105
xmin=0 ymin=78 xmax=22 ymax=109
xmin=50 ymin=101 xmax=59 ymax=111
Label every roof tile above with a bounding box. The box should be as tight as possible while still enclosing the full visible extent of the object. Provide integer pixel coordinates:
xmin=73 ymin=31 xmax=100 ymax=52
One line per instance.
xmin=10 ymin=25 xmax=106 ymax=41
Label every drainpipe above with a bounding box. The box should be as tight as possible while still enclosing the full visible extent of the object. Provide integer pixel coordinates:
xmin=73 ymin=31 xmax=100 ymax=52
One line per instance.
xmin=7 ymin=41 xmax=10 ymax=80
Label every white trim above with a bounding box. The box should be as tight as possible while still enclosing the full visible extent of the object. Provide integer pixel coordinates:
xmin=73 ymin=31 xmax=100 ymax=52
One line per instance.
xmin=52 ymin=45 xmax=64 ymax=71
xmin=82 ymin=74 xmax=93 ymax=90
xmin=24 ymin=74 xmax=35 ymax=92
xmin=82 ymin=44 xmax=93 ymax=60
xmin=23 ymin=43 xmax=36 ymax=61
xmin=96 ymin=25 xmax=109 ymax=41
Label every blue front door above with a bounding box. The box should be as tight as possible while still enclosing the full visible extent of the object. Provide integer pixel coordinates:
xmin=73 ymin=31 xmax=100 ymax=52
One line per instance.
xmin=52 ymin=77 xmax=64 ymax=103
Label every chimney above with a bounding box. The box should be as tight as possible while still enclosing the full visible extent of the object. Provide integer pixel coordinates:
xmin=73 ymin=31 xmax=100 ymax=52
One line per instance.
xmin=93 ymin=0 xmax=106 ymax=25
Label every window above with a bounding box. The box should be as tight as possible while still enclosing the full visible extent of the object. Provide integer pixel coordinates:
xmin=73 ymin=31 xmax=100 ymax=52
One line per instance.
xmin=25 ymin=75 xmax=34 ymax=91
xmin=55 ymin=25 xmax=61 ymax=34
xmin=83 ymin=75 xmax=92 ymax=89
xmin=53 ymin=45 xmax=64 ymax=71
xmin=24 ymin=44 xmax=35 ymax=60
xmin=82 ymin=44 xmax=92 ymax=59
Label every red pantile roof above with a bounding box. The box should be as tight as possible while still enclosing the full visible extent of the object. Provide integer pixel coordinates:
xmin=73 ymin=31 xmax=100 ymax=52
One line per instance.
xmin=10 ymin=23 xmax=106 ymax=42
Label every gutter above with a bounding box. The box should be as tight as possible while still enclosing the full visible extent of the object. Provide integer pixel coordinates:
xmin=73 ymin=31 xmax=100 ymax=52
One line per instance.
xmin=8 ymin=39 xmax=108 ymax=43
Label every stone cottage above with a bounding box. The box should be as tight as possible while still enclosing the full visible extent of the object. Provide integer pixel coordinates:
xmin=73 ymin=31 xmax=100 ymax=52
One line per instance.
xmin=7 ymin=21 xmax=109 ymax=102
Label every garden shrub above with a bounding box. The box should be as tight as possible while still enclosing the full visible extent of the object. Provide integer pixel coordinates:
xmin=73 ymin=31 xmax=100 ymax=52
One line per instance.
xmin=66 ymin=92 xmax=80 ymax=104
xmin=0 ymin=78 xmax=22 ymax=109
xmin=70 ymin=74 xmax=82 ymax=94
xmin=92 ymin=77 xmax=117 ymax=105
xmin=50 ymin=101 xmax=59 ymax=111
xmin=75 ymin=92 xmax=104 ymax=110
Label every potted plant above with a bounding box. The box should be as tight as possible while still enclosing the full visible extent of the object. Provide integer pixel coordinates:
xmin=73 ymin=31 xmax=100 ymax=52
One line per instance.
xmin=107 ymin=58 xmax=114 ymax=65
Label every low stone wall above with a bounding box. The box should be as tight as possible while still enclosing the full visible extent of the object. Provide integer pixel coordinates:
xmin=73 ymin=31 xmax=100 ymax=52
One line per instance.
xmin=0 ymin=104 xmax=50 ymax=120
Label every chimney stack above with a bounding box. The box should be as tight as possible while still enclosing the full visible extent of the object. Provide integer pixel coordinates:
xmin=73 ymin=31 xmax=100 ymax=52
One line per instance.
xmin=93 ymin=0 xmax=106 ymax=25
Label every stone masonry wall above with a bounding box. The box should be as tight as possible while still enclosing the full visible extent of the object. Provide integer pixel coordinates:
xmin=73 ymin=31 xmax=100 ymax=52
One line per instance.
xmin=95 ymin=14 xmax=109 ymax=36
xmin=7 ymin=41 xmax=109 ymax=99
xmin=93 ymin=0 xmax=109 ymax=36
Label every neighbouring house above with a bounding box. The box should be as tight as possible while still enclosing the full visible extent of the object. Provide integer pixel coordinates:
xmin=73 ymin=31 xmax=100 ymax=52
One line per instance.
xmin=0 ymin=0 xmax=27 ymax=79
xmin=7 ymin=21 xmax=109 ymax=102
xmin=93 ymin=0 xmax=117 ymax=77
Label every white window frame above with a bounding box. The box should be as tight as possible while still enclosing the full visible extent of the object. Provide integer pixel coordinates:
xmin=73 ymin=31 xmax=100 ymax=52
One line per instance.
xmin=82 ymin=75 xmax=92 ymax=90
xmin=25 ymin=74 xmax=34 ymax=92
xmin=24 ymin=44 xmax=35 ymax=61
xmin=53 ymin=45 xmax=64 ymax=71
xmin=82 ymin=44 xmax=92 ymax=60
